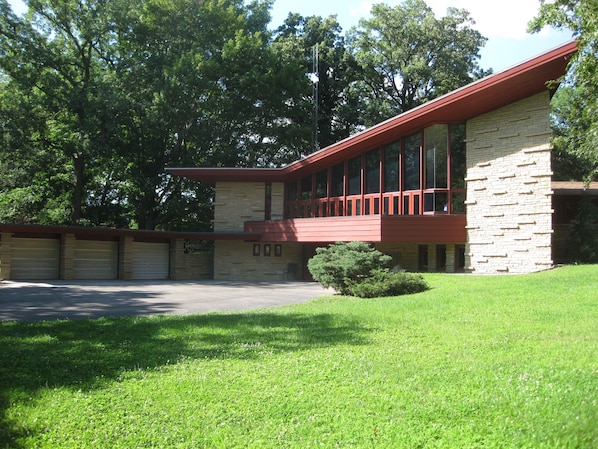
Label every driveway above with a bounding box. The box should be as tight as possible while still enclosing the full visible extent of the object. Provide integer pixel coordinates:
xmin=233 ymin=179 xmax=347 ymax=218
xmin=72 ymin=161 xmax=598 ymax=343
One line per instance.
xmin=0 ymin=280 xmax=332 ymax=322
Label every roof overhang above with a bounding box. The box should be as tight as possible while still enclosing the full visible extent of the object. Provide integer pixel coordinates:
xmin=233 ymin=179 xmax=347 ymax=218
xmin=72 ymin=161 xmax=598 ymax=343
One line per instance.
xmin=0 ymin=224 xmax=261 ymax=241
xmin=552 ymin=181 xmax=598 ymax=196
xmin=168 ymin=40 xmax=577 ymax=184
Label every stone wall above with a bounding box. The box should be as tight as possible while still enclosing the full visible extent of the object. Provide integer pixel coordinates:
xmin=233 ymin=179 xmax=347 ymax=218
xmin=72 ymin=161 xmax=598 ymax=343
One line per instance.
xmin=214 ymin=241 xmax=303 ymax=281
xmin=213 ymin=181 xmax=285 ymax=231
xmin=465 ymin=91 xmax=553 ymax=274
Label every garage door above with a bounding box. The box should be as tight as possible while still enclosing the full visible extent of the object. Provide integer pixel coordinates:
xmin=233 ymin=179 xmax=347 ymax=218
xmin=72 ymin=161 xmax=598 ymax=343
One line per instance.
xmin=131 ymin=242 xmax=169 ymax=280
xmin=11 ymin=237 xmax=60 ymax=280
xmin=73 ymin=239 xmax=119 ymax=280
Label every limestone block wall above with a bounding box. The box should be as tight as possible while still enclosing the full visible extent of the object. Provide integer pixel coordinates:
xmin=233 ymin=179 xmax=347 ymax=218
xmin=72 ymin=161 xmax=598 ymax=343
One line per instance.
xmin=214 ymin=241 xmax=303 ymax=281
xmin=213 ymin=182 xmax=285 ymax=232
xmin=465 ymin=91 xmax=554 ymax=274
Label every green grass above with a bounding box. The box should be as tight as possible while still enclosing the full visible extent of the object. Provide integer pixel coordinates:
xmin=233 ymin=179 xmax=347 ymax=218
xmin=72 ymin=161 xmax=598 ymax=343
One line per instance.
xmin=1 ymin=265 xmax=597 ymax=448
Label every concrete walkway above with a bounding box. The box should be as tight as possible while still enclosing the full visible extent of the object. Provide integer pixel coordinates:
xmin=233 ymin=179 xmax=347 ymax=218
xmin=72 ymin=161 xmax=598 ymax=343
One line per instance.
xmin=0 ymin=280 xmax=332 ymax=322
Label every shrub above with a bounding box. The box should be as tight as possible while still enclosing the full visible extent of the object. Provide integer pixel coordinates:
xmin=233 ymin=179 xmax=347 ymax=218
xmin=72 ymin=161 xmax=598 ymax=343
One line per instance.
xmin=348 ymin=268 xmax=430 ymax=298
xmin=307 ymin=241 xmax=392 ymax=295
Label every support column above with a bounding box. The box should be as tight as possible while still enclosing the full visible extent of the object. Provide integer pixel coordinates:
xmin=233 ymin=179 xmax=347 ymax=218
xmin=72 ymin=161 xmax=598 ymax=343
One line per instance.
xmin=60 ymin=233 xmax=76 ymax=280
xmin=119 ymin=236 xmax=134 ymax=280
xmin=0 ymin=232 xmax=13 ymax=281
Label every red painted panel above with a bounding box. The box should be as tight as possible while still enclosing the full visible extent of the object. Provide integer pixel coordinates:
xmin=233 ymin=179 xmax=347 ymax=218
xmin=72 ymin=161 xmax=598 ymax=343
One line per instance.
xmin=381 ymin=215 xmax=466 ymax=243
xmin=245 ymin=215 xmax=466 ymax=244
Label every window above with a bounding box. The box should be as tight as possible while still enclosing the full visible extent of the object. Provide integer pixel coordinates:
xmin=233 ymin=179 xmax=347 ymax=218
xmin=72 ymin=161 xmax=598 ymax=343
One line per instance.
xmin=315 ymin=170 xmax=328 ymax=198
xmin=425 ymin=124 xmax=448 ymax=189
xmin=286 ymin=182 xmax=297 ymax=201
xmin=301 ymin=176 xmax=312 ymax=200
xmin=331 ymin=163 xmax=344 ymax=197
xmin=404 ymin=133 xmax=420 ymax=191
xmin=265 ymin=182 xmax=272 ymax=220
xmin=348 ymin=156 xmax=361 ymax=195
xmin=365 ymin=149 xmax=380 ymax=194
xmin=450 ymin=124 xmax=466 ymax=189
xmin=384 ymin=141 xmax=400 ymax=192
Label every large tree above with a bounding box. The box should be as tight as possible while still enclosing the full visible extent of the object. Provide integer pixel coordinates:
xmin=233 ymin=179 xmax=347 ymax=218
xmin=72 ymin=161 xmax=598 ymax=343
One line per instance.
xmin=273 ymin=14 xmax=360 ymax=152
xmin=348 ymin=0 xmax=489 ymax=126
xmin=0 ymin=0 xmax=118 ymax=225
xmin=529 ymin=0 xmax=598 ymax=182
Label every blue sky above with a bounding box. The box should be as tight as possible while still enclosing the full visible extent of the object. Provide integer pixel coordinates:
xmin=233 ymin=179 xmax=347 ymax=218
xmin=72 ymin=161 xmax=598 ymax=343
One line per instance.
xmin=269 ymin=0 xmax=573 ymax=72
xmin=8 ymin=0 xmax=573 ymax=72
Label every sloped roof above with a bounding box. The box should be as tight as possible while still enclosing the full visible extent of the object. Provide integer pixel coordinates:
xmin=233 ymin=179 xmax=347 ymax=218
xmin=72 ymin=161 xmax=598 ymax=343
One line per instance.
xmin=168 ymin=40 xmax=577 ymax=184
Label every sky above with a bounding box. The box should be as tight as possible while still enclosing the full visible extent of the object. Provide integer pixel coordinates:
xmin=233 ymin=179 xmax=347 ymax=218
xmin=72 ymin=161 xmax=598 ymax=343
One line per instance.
xmin=8 ymin=0 xmax=573 ymax=72
xmin=269 ymin=0 xmax=573 ymax=72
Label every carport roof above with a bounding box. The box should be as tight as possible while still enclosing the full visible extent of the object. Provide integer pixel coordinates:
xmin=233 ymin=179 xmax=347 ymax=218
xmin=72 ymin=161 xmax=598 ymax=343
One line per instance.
xmin=0 ymin=224 xmax=261 ymax=241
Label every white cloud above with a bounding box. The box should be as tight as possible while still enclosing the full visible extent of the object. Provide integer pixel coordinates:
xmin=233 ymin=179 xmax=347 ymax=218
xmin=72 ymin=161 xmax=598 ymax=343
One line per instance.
xmin=371 ymin=0 xmax=545 ymax=40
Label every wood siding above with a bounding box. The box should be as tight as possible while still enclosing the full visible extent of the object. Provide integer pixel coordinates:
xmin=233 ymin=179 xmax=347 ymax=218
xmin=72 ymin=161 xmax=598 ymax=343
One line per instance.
xmin=245 ymin=215 xmax=466 ymax=244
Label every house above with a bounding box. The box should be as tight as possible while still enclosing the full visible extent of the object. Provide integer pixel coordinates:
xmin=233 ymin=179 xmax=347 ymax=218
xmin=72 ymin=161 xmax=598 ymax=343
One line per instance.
xmin=167 ymin=41 xmax=581 ymax=280
xmin=0 ymin=40 xmax=590 ymax=281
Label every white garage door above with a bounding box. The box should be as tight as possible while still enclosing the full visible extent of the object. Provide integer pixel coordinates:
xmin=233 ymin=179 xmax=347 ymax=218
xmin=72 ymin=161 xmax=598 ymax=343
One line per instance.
xmin=132 ymin=242 xmax=169 ymax=280
xmin=73 ymin=239 xmax=119 ymax=280
xmin=11 ymin=237 xmax=60 ymax=280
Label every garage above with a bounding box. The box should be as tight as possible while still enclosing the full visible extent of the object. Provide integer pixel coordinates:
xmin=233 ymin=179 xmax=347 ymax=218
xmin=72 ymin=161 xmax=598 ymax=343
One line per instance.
xmin=73 ymin=239 xmax=119 ymax=280
xmin=131 ymin=241 xmax=170 ymax=280
xmin=10 ymin=237 xmax=60 ymax=280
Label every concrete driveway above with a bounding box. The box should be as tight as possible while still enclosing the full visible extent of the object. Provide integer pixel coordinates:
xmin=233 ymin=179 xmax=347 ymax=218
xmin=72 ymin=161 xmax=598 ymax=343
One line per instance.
xmin=0 ymin=280 xmax=332 ymax=322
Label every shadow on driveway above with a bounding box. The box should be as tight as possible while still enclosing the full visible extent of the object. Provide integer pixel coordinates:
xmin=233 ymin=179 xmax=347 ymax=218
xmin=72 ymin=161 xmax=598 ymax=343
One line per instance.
xmin=0 ymin=280 xmax=332 ymax=322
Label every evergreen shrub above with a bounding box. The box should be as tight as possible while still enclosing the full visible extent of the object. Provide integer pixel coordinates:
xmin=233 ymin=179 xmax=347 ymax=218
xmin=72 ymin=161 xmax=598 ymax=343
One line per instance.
xmin=307 ymin=241 xmax=429 ymax=297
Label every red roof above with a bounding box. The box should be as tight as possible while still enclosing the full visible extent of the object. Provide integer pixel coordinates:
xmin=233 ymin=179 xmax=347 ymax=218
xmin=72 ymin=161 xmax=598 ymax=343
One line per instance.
xmin=168 ymin=40 xmax=577 ymax=184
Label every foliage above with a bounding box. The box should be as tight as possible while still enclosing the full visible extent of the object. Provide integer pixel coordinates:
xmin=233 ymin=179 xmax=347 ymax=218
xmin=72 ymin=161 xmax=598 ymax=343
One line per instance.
xmin=348 ymin=268 xmax=429 ymax=298
xmin=0 ymin=266 xmax=597 ymax=448
xmin=0 ymin=0 xmax=491 ymax=229
xmin=273 ymin=14 xmax=360 ymax=152
xmin=529 ymin=0 xmax=598 ymax=182
xmin=307 ymin=241 xmax=392 ymax=295
xmin=348 ymin=0 xmax=489 ymax=126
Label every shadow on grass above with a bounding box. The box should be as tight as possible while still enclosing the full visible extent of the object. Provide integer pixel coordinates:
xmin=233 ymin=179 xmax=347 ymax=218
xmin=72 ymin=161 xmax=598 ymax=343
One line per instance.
xmin=0 ymin=310 xmax=372 ymax=447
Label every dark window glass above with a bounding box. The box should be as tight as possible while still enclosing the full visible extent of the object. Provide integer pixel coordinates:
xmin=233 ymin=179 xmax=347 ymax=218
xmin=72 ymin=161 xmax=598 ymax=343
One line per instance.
xmin=348 ymin=156 xmax=361 ymax=195
xmin=424 ymin=192 xmax=448 ymax=212
xmin=300 ymin=176 xmax=312 ymax=200
xmin=315 ymin=170 xmax=327 ymax=198
xmin=404 ymin=133 xmax=420 ymax=190
xmin=365 ymin=149 xmax=380 ymax=194
xmin=331 ymin=163 xmax=344 ymax=197
xmin=425 ymin=125 xmax=448 ymax=189
xmin=384 ymin=141 xmax=400 ymax=192
xmin=450 ymin=124 xmax=466 ymax=189
xmin=265 ymin=182 xmax=272 ymax=220
xmin=286 ymin=182 xmax=297 ymax=201
xmin=451 ymin=192 xmax=465 ymax=213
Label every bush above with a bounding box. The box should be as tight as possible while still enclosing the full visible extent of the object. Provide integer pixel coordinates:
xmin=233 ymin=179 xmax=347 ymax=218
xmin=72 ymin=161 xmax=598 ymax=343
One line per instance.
xmin=307 ymin=241 xmax=392 ymax=295
xmin=348 ymin=268 xmax=430 ymax=298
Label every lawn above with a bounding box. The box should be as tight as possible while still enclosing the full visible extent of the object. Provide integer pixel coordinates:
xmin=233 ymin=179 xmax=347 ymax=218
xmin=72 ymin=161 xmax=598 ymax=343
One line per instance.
xmin=0 ymin=265 xmax=596 ymax=448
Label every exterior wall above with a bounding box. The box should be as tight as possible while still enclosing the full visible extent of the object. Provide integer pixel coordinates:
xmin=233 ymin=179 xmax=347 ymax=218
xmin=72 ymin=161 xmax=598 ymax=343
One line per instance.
xmin=169 ymin=239 xmax=213 ymax=280
xmin=271 ymin=182 xmax=285 ymax=221
xmin=0 ymin=232 xmax=12 ymax=280
xmin=465 ymin=91 xmax=553 ymax=274
xmin=376 ymin=242 xmax=461 ymax=273
xmin=213 ymin=182 xmax=267 ymax=231
xmin=214 ymin=241 xmax=303 ymax=281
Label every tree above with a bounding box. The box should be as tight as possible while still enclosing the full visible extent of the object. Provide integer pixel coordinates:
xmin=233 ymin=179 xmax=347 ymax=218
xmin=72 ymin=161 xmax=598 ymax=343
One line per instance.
xmin=273 ymin=14 xmax=360 ymax=152
xmin=348 ymin=0 xmax=489 ymax=126
xmin=0 ymin=0 xmax=120 ymax=225
xmin=529 ymin=0 xmax=598 ymax=182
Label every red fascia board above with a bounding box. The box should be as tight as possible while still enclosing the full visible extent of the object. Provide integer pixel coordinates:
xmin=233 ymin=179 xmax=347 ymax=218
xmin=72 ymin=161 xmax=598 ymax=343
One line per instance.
xmin=0 ymin=224 xmax=260 ymax=241
xmin=166 ymin=167 xmax=285 ymax=184
xmin=282 ymin=41 xmax=577 ymax=178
